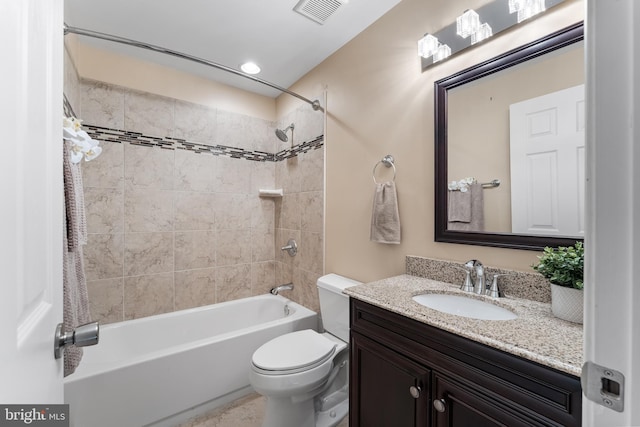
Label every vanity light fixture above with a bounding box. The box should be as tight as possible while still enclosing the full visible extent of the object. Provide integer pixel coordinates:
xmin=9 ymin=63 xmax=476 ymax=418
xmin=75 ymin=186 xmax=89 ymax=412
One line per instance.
xmin=419 ymin=0 xmax=563 ymax=70
xmin=240 ymin=61 xmax=261 ymax=75
xmin=418 ymin=33 xmax=440 ymax=58
xmin=471 ymin=22 xmax=493 ymax=45
xmin=456 ymin=9 xmax=480 ymax=38
xmin=509 ymin=0 xmax=546 ymax=23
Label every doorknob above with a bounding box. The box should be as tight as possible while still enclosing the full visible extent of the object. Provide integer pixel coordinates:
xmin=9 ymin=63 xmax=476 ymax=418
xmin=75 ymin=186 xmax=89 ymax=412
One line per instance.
xmin=54 ymin=321 xmax=99 ymax=359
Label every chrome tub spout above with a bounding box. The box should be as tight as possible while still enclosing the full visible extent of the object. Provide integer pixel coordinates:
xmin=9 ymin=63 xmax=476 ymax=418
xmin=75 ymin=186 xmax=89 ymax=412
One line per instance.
xmin=270 ymin=283 xmax=294 ymax=295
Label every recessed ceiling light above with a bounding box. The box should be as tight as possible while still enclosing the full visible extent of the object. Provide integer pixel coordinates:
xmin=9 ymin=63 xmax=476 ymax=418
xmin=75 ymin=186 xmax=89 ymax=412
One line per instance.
xmin=240 ymin=62 xmax=261 ymax=75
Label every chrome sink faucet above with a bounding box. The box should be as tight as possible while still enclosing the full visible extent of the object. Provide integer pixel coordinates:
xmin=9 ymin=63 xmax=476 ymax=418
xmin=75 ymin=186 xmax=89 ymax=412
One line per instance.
xmin=461 ymin=260 xmax=486 ymax=295
xmin=460 ymin=260 xmax=508 ymax=298
xmin=472 ymin=260 xmax=486 ymax=295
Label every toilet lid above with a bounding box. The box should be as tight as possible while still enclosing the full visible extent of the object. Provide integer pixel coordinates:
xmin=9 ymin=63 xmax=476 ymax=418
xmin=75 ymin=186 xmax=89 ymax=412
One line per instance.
xmin=252 ymin=330 xmax=337 ymax=372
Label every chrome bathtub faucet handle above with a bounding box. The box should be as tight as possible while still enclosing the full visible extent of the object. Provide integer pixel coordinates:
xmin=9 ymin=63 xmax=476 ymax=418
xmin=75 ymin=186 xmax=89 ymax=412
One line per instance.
xmin=281 ymin=239 xmax=297 ymax=257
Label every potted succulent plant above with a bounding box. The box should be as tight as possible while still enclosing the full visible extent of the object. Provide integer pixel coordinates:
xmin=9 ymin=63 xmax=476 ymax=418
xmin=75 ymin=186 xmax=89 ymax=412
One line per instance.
xmin=532 ymin=242 xmax=584 ymax=324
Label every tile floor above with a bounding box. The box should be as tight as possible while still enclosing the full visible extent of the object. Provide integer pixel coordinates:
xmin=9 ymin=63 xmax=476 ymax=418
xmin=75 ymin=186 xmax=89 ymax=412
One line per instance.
xmin=179 ymin=393 xmax=348 ymax=427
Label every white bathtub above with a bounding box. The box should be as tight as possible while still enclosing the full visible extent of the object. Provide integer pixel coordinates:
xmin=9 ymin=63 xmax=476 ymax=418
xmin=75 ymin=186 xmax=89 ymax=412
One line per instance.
xmin=64 ymin=294 xmax=317 ymax=427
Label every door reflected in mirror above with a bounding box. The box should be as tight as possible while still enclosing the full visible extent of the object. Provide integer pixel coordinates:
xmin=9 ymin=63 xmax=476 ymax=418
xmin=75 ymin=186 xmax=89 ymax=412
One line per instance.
xmin=435 ymin=22 xmax=584 ymax=250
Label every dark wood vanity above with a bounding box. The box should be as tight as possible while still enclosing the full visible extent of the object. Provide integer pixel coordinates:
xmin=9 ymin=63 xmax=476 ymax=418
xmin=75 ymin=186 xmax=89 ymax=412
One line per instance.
xmin=349 ymin=299 xmax=582 ymax=426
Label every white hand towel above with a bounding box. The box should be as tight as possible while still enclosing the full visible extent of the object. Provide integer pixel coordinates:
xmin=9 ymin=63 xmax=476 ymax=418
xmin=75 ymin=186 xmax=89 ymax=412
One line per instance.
xmin=370 ymin=181 xmax=401 ymax=244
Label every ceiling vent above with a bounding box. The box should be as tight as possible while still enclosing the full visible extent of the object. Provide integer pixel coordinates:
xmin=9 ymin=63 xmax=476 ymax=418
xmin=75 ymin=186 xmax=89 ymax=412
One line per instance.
xmin=293 ymin=0 xmax=348 ymax=25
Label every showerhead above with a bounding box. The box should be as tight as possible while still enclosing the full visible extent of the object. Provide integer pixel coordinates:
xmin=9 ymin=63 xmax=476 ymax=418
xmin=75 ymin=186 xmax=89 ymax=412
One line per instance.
xmin=275 ymin=129 xmax=288 ymax=142
xmin=275 ymin=123 xmax=295 ymax=142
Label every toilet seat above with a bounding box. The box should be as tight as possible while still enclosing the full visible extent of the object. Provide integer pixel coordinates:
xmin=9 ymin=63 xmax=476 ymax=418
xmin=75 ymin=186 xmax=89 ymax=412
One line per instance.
xmin=252 ymin=330 xmax=337 ymax=375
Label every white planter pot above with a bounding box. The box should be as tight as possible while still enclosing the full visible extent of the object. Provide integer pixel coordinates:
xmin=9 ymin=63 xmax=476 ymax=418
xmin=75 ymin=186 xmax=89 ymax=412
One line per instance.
xmin=550 ymin=284 xmax=584 ymax=324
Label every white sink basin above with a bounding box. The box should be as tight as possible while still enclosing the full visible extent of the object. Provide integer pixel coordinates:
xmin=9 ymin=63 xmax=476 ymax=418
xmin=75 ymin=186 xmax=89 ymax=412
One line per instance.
xmin=412 ymin=293 xmax=518 ymax=321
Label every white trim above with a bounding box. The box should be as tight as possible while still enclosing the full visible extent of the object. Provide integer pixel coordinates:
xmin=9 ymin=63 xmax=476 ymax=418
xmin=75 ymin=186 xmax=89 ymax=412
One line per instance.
xmin=584 ymin=0 xmax=640 ymax=424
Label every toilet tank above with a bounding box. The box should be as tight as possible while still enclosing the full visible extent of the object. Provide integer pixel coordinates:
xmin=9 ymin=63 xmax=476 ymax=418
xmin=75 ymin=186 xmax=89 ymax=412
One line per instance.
xmin=317 ymin=274 xmax=361 ymax=342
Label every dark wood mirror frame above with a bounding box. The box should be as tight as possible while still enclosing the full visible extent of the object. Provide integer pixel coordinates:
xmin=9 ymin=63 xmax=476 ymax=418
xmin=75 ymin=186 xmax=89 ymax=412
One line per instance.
xmin=434 ymin=22 xmax=584 ymax=251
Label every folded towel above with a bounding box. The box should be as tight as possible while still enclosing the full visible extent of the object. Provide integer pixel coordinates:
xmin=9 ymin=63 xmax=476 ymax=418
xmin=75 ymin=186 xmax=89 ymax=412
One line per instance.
xmin=448 ymin=189 xmax=472 ymax=222
xmin=370 ymin=181 xmax=401 ymax=244
xmin=448 ymin=182 xmax=484 ymax=231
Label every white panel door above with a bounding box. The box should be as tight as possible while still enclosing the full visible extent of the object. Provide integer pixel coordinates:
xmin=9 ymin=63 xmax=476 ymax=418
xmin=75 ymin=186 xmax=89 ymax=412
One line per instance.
xmin=509 ymin=84 xmax=585 ymax=236
xmin=0 ymin=0 xmax=64 ymax=402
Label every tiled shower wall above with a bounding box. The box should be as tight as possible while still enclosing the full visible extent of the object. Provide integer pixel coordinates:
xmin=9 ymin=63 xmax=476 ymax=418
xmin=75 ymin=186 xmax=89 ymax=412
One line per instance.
xmin=274 ymin=120 xmax=325 ymax=314
xmin=64 ymin=47 xmax=325 ymax=324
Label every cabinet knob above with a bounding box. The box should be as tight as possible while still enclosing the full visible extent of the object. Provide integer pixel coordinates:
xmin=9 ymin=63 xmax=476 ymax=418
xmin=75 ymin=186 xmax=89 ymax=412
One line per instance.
xmin=433 ymin=399 xmax=446 ymax=413
xmin=433 ymin=399 xmax=447 ymax=412
xmin=409 ymin=385 xmax=421 ymax=399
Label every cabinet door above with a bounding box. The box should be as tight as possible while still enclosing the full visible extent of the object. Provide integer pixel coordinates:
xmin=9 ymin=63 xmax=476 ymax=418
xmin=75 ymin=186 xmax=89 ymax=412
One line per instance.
xmin=350 ymin=332 xmax=430 ymax=427
xmin=432 ymin=372 xmax=547 ymax=427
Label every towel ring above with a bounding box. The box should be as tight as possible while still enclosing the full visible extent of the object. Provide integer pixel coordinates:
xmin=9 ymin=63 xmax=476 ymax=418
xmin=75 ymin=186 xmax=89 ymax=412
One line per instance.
xmin=372 ymin=155 xmax=396 ymax=184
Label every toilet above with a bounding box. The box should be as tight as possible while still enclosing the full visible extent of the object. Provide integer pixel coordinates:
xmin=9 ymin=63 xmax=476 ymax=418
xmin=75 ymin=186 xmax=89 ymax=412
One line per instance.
xmin=250 ymin=273 xmax=360 ymax=427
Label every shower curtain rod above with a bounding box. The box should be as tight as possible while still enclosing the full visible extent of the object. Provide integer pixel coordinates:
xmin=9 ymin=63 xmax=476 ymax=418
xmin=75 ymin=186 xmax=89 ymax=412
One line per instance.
xmin=63 ymin=24 xmax=323 ymax=111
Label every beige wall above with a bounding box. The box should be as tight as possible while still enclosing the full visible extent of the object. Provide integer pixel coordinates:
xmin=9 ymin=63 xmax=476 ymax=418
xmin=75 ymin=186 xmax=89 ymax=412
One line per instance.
xmin=278 ymin=0 xmax=584 ymax=282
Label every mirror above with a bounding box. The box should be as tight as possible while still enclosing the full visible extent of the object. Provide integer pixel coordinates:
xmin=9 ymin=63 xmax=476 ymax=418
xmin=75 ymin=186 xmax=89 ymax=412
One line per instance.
xmin=435 ymin=22 xmax=584 ymax=250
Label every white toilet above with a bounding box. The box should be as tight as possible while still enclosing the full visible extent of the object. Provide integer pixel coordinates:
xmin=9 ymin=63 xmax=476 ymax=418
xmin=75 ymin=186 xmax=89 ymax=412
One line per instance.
xmin=250 ymin=273 xmax=360 ymax=427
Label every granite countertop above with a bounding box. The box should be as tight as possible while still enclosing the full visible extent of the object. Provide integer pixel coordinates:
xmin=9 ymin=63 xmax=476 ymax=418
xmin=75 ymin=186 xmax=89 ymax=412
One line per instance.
xmin=345 ymin=274 xmax=583 ymax=377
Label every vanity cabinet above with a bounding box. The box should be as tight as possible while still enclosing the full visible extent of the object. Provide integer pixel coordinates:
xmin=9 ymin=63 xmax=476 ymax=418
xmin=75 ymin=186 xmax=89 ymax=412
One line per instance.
xmin=351 ymin=332 xmax=430 ymax=426
xmin=349 ymin=299 xmax=582 ymax=427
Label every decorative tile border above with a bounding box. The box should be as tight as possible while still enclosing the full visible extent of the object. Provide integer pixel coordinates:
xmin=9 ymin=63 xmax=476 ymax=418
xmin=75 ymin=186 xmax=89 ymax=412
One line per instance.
xmin=274 ymin=136 xmax=324 ymax=161
xmin=406 ymin=255 xmax=551 ymax=303
xmin=82 ymin=124 xmax=323 ymax=163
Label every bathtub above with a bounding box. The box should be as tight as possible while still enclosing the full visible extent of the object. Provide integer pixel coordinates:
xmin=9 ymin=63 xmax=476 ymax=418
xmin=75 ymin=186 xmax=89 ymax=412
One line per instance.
xmin=64 ymin=294 xmax=317 ymax=427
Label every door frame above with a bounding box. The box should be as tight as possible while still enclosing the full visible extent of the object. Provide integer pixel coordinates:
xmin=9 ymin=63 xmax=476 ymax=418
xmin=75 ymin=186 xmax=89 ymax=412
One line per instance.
xmin=584 ymin=0 xmax=640 ymax=424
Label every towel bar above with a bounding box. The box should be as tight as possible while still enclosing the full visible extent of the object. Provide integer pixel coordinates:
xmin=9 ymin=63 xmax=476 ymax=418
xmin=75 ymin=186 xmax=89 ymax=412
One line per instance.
xmin=449 ymin=178 xmax=500 ymax=191
xmin=481 ymin=179 xmax=500 ymax=188
xmin=373 ymin=155 xmax=396 ymax=183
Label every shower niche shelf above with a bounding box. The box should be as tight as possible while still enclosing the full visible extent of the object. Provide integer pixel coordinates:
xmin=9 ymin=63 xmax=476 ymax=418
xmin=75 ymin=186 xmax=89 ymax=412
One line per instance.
xmin=259 ymin=189 xmax=284 ymax=198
